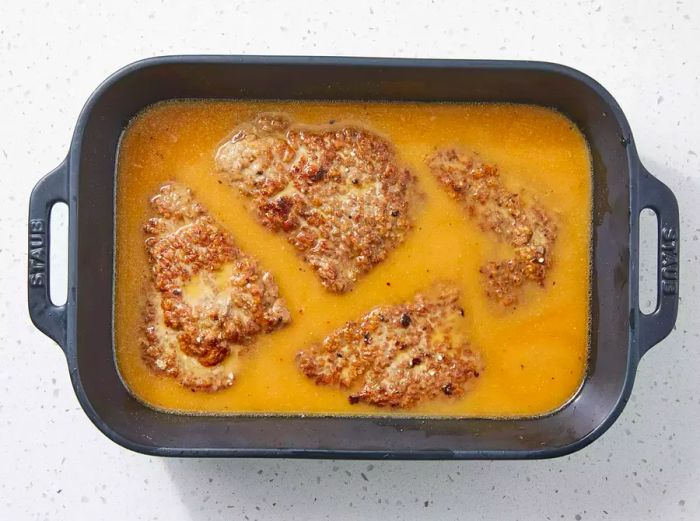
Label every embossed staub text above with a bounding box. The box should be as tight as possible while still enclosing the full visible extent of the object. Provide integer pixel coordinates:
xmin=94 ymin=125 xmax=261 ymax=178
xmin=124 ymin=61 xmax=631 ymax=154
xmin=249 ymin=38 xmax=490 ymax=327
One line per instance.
xmin=660 ymin=224 xmax=678 ymax=296
xmin=28 ymin=218 xmax=47 ymax=287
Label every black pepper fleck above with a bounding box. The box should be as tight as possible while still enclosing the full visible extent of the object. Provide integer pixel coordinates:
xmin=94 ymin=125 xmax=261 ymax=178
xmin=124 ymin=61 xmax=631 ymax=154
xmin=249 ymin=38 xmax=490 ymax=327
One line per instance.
xmin=400 ymin=313 xmax=411 ymax=327
xmin=311 ymin=168 xmax=327 ymax=182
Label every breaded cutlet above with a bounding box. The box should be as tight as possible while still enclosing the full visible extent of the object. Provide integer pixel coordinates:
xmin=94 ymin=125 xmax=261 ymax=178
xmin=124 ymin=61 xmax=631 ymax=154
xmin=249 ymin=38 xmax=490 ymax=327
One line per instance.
xmin=215 ymin=113 xmax=418 ymax=293
xmin=141 ymin=183 xmax=290 ymax=391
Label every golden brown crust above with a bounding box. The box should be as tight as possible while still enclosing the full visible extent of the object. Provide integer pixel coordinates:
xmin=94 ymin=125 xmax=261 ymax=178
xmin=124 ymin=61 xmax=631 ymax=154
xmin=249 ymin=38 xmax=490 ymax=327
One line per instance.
xmin=296 ymin=284 xmax=482 ymax=408
xmin=215 ymin=113 xmax=417 ymax=293
xmin=141 ymin=183 xmax=291 ymax=391
xmin=427 ymin=149 xmax=557 ymax=307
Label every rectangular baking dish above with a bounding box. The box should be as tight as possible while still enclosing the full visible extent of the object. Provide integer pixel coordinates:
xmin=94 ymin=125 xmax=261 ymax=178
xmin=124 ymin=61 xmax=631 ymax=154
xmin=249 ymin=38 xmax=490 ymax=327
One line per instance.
xmin=27 ymin=56 xmax=679 ymax=459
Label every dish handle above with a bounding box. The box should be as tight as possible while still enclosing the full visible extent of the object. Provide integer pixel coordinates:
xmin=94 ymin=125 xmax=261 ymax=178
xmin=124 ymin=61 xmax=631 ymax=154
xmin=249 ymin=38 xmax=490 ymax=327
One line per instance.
xmin=635 ymin=165 xmax=680 ymax=357
xmin=27 ymin=158 xmax=69 ymax=352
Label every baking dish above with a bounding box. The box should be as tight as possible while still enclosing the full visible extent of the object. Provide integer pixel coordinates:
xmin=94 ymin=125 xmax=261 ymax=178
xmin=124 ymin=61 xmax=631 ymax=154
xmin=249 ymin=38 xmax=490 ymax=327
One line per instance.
xmin=27 ymin=56 xmax=679 ymax=459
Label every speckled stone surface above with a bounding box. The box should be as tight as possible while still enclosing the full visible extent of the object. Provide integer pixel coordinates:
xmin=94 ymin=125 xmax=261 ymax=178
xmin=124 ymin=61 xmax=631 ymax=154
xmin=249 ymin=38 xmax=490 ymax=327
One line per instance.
xmin=1 ymin=1 xmax=698 ymax=519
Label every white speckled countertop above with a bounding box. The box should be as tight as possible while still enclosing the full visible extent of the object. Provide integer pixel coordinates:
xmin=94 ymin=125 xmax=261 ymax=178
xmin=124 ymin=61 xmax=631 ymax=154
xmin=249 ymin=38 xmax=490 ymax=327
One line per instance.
xmin=1 ymin=1 xmax=698 ymax=519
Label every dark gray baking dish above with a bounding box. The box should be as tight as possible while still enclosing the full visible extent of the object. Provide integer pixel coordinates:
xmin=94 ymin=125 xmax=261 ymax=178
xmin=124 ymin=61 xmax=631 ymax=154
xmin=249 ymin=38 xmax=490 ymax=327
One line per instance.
xmin=27 ymin=56 xmax=680 ymax=459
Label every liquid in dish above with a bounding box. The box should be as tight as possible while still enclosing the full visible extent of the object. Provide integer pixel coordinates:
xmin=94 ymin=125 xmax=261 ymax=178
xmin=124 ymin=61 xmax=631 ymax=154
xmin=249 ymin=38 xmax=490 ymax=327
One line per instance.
xmin=115 ymin=100 xmax=592 ymax=417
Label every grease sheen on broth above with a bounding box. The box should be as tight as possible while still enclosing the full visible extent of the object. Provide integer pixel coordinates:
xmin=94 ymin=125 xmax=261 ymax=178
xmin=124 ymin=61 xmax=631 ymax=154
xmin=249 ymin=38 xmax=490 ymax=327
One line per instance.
xmin=115 ymin=100 xmax=592 ymax=417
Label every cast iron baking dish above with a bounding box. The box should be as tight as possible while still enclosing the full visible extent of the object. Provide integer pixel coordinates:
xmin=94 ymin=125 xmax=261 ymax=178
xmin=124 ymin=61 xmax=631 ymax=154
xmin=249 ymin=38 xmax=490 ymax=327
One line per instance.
xmin=27 ymin=56 xmax=680 ymax=459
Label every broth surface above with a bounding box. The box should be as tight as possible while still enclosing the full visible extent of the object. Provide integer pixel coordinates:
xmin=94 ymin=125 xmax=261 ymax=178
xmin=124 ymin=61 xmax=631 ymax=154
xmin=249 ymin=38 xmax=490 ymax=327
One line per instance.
xmin=115 ymin=100 xmax=591 ymax=417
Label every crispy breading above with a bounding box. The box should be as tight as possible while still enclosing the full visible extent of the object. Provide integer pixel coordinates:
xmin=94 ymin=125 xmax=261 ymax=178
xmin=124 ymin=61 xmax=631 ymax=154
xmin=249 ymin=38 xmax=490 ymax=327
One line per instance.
xmin=296 ymin=284 xmax=481 ymax=408
xmin=141 ymin=183 xmax=290 ymax=391
xmin=427 ymin=149 xmax=557 ymax=307
xmin=215 ymin=113 xmax=417 ymax=293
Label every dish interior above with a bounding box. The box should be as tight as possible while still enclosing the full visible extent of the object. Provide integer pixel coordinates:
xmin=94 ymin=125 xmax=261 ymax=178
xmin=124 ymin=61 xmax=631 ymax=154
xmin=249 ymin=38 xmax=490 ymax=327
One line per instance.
xmin=115 ymin=100 xmax=592 ymax=417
